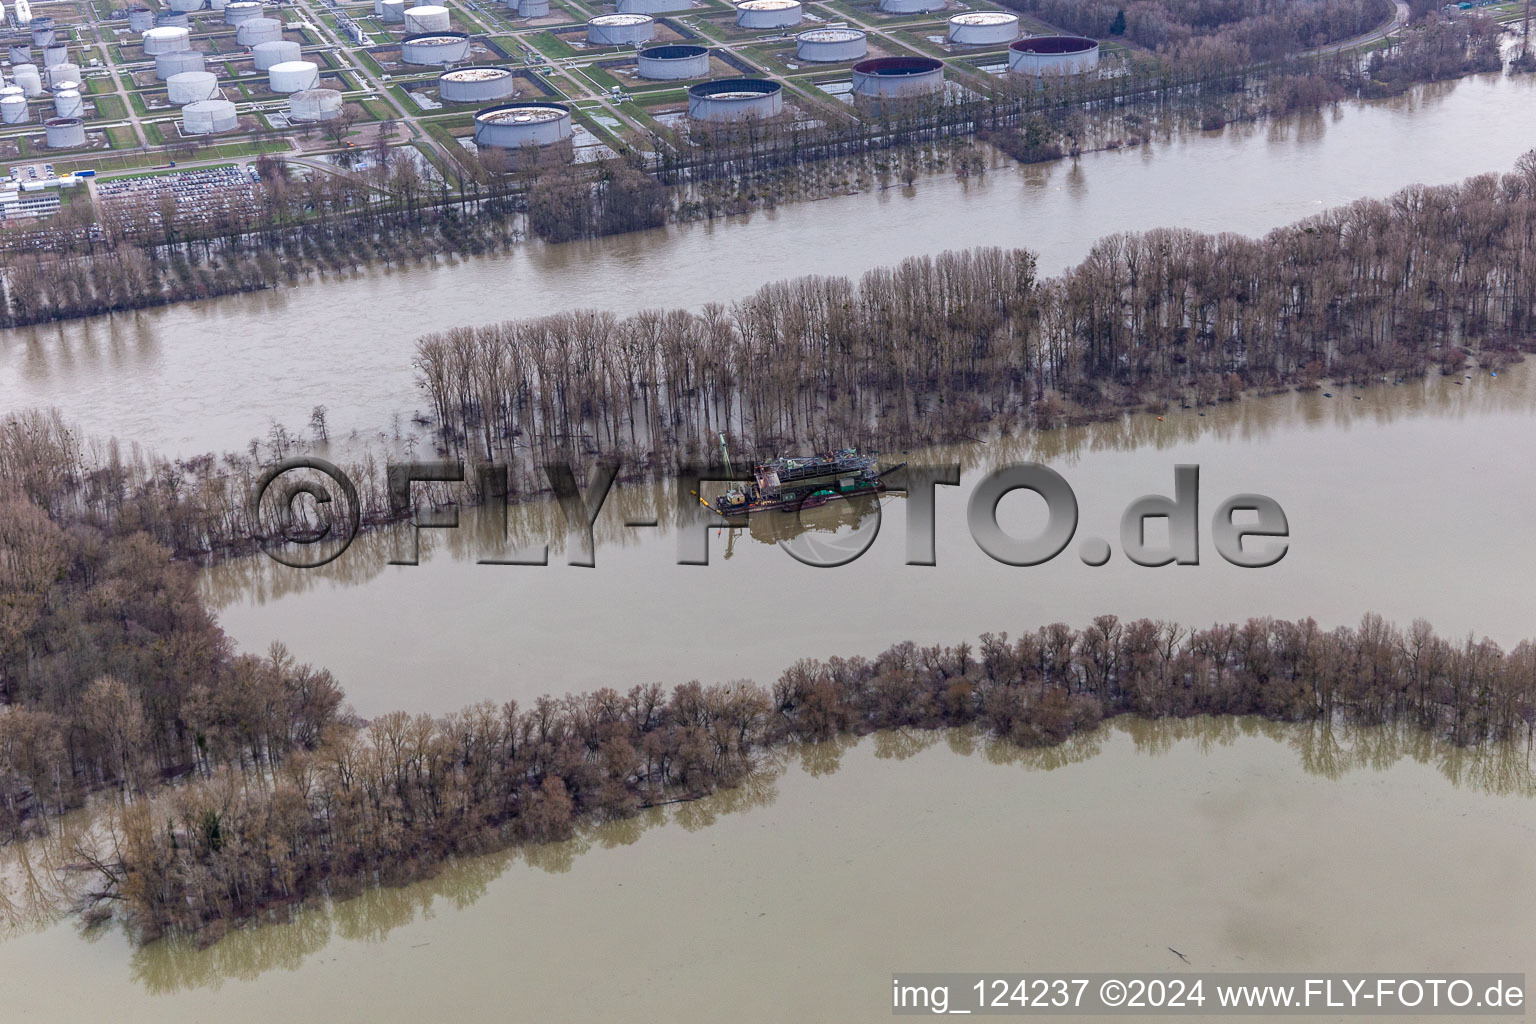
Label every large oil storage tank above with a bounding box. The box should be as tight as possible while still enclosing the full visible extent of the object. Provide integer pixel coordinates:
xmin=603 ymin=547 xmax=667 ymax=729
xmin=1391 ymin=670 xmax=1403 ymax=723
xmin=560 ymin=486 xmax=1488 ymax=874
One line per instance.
xmin=402 ymin=4 xmax=450 ymax=32
xmin=168 ymin=0 xmax=205 ymax=10
xmin=181 ymin=97 xmax=238 ymax=133
xmin=616 ymin=0 xmax=690 ymax=13
xmin=44 ymin=116 xmax=85 ymax=148
xmin=0 ymin=94 xmax=28 ymax=124
xmin=142 ymin=26 xmax=191 ymax=54
xmin=687 ymin=77 xmax=781 ymax=121
xmin=472 ymin=101 xmax=570 ymax=147
xmin=209 ymin=0 xmax=230 ymax=9
xmin=878 ymin=0 xmax=942 ymax=10
xmin=11 ymin=64 xmax=42 ymax=97
xmin=252 ymin=39 xmax=300 ymax=69
xmin=41 ymin=44 xmax=67 ymax=67
xmin=155 ymin=11 xmax=190 ymax=27
xmin=8 ymin=44 xmax=30 ymax=65
xmin=400 ymin=32 xmax=469 ymax=64
xmin=288 ymin=86 xmax=342 ymax=121
xmin=224 ymin=1 xmax=263 ymax=23
xmin=44 ymin=62 xmax=79 ymax=89
xmin=1007 ymin=35 xmax=1099 ymax=76
xmin=52 ymin=87 xmax=83 ymax=118
xmin=29 ymin=20 xmax=54 ymax=47
xmin=586 ymin=13 xmax=652 ymax=45
xmin=947 ymin=11 xmax=1017 ymax=45
xmin=268 ymin=59 xmax=319 ymax=91
xmin=437 ymin=65 xmax=517 ymax=102
xmin=636 ymin=43 xmax=709 ymax=80
xmin=512 ymin=0 xmax=548 ymax=15
xmin=236 ymin=17 xmax=283 ymax=45
xmin=794 ymin=25 xmax=865 ymax=62
xmin=850 ymin=55 xmax=942 ymax=99
xmin=167 ymin=69 xmax=219 ymax=103
xmin=735 ymin=0 xmax=800 ymax=29
xmin=380 ymin=0 xmax=406 ymax=21
xmin=128 ymin=7 xmax=154 ymax=31
xmin=156 ymin=49 xmax=206 ymax=79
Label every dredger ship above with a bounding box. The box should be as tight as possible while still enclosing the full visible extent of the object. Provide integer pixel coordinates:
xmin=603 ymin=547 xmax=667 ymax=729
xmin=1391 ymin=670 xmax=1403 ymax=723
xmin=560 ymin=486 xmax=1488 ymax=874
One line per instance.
xmin=711 ymin=445 xmax=902 ymax=517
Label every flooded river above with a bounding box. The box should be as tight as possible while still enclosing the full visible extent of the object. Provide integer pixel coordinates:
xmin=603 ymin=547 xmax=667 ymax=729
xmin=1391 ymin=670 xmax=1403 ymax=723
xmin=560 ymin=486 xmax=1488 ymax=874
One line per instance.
xmin=206 ymin=361 xmax=1536 ymax=716
xmin=4 ymin=719 xmax=1535 ymax=1022
xmin=3 ymin=73 xmax=1536 ymax=455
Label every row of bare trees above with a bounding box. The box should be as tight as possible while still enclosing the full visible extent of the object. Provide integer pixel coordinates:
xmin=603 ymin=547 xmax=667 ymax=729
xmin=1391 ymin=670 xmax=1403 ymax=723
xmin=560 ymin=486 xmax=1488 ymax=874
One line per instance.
xmin=69 ymin=609 xmax=1536 ymax=941
xmin=415 ymin=156 xmax=1536 ymax=471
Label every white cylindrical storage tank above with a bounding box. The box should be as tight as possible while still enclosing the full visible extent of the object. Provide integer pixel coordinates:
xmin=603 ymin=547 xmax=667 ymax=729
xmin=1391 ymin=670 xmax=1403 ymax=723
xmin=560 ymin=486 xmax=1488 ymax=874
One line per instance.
xmin=268 ymin=59 xmax=319 ymax=91
xmin=947 ymin=11 xmax=1018 ymax=45
xmin=513 ymin=0 xmax=549 ymax=15
xmin=209 ymin=0 xmax=230 ymax=10
xmin=400 ymin=32 xmax=468 ymax=64
xmin=794 ymin=26 xmax=865 ymax=62
xmin=473 ymin=101 xmax=570 ymax=147
xmin=586 ymin=13 xmax=652 ymax=45
xmin=850 ymin=55 xmax=943 ymax=99
xmin=44 ymin=116 xmax=85 ymax=148
xmin=155 ymin=49 xmax=206 ymax=79
xmin=374 ymin=0 xmax=384 ymax=14
xmin=687 ymin=77 xmax=781 ymax=121
xmin=142 ymin=26 xmax=191 ymax=54
xmin=41 ymin=45 xmax=67 ymax=67
xmin=0 ymin=94 xmax=28 ymax=124
xmin=877 ymin=0 xmax=942 ymax=11
xmin=8 ymin=45 xmax=30 ymax=65
xmin=636 ymin=44 xmax=709 ymax=80
xmin=30 ymin=25 xmax=54 ymax=48
xmin=252 ymin=39 xmax=300 ymax=69
xmin=735 ymin=0 xmax=800 ymax=29
xmin=1007 ymin=35 xmax=1099 ymax=76
xmin=616 ymin=0 xmax=690 ymax=12
xmin=437 ymin=65 xmax=517 ymax=102
xmin=155 ymin=11 xmax=190 ymax=27
xmin=224 ymin=1 xmax=263 ymax=23
xmin=181 ymin=97 xmax=238 ymax=133
xmin=44 ymin=63 xmax=79 ymax=89
xmin=236 ymin=17 xmax=283 ymax=45
xmin=380 ymin=0 xmax=406 ymax=21
xmin=168 ymin=0 xmax=205 ymax=11
xmin=128 ymin=7 xmax=154 ymax=31
xmin=12 ymin=65 xmax=42 ymax=97
xmin=52 ymin=87 xmax=82 ymax=118
xmin=288 ymin=87 xmax=342 ymax=120
xmin=167 ymin=70 xmax=219 ymax=103
xmin=402 ymin=4 xmax=449 ymax=32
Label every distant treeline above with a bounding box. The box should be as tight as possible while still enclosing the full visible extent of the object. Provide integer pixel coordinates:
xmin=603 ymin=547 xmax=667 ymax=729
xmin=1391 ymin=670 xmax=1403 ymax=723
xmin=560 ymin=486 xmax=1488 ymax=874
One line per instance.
xmin=415 ymin=155 xmax=1536 ymax=469
xmin=57 ymin=610 xmax=1536 ymax=941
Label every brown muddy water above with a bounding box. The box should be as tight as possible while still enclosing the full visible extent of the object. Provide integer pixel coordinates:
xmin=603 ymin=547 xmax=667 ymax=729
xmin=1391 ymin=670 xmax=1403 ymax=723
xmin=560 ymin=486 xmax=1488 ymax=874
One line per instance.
xmin=2 ymin=74 xmax=1535 ymax=455
xmin=3 ymin=720 xmax=1533 ymax=1023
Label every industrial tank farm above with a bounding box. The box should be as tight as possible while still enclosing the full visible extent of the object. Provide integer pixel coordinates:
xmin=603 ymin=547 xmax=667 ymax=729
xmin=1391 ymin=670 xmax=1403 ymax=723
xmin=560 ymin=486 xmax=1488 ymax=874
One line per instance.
xmin=400 ymin=33 xmax=470 ymax=65
xmin=473 ymin=101 xmax=571 ymax=148
xmin=795 ymin=26 xmax=865 ymax=62
xmin=947 ymin=11 xmax=1018 ymax=45
xmin=616 ymin=0 xmax=690 ymax=13
xmin=403 ymin=4 xmax=451 ymax=32
xmin=167 ymin=70 xmax=219 ymax=104
xmin=1007 ymin=35 xmax=1099 ymax=75
xmin=43 ymin=116 xmax=85 ymax=148
xmin=438 ymin=66 xmax=518 ymax=102
xmin=636 ymin=44 xmax=710 ymax=80
xmin=289 ymin=87 xmax=343 ymax=121
xmin=155 ymin=49 xmax=206 ymax=79
xmin=687 ymin=77 xmax=781 ymax=122
xmin=735 ymin=0 xmax=800 ymax=28
xmin=587 ymin=13 xmax=653 ymax=45
xmin=850 ymin=56 xmax=943 ymax=99
xmin=268 ymin=59 xmax=319 ymax=92
xmin=252 ymin=39 xmax=301 ymax=70
xmin=181 ymin=97 xmax=238 ymax=133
